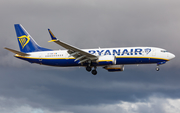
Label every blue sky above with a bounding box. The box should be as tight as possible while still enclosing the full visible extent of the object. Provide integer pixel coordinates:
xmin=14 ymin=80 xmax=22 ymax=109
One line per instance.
xmin=0 ymin=0 xmax=180 ymax=113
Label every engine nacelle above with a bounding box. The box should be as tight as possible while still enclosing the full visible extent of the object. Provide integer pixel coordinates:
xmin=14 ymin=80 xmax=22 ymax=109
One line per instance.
xmin=104 ymin=65 xmax=124 ymax=72
xmin=96 ymin=55 xmax=116 ymax=65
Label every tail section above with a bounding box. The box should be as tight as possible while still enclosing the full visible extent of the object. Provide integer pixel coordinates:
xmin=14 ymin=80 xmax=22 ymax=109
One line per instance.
xmin=14 ymin=24 xmax=52 ymax=53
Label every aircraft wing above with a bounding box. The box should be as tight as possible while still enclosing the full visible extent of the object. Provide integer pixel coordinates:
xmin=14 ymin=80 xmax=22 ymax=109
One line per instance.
xmin=4 ymin=47 xmax=30 ymax=56
xmin=48 ymin=29 xmax=97 ymax=64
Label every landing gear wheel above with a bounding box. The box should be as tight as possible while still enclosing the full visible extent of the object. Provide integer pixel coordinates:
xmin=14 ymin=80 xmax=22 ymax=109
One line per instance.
xmin=86 ymin=66 xmax=92 ymax=72
xmin=92 ymin=70 xmax=97 ymax=75
xmin=156 ymin=67 xmax=160 ymax=71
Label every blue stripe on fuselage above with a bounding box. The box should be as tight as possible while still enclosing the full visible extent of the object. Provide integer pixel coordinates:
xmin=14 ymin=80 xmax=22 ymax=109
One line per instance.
xmin=15 ymin=56 xmax=169 ymax=66
xmin=15 ymin=56 xmax=80 ymax=66
xmin=116 ymin=57 xmax=167 ymax=64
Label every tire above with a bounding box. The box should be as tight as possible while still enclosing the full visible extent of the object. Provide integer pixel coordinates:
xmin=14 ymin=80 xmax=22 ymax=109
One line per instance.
xmin=156 ymin=67 xmax=160 ymax=71
xmin=86 ymin=66 xmax=91 ymax=72
xmin=92 ymin=70 xmax=97 ymax=75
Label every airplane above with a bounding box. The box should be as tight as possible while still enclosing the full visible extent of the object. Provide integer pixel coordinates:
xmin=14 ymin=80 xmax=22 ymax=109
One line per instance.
xmin=4 ymin=24 xmax=175 ymax=75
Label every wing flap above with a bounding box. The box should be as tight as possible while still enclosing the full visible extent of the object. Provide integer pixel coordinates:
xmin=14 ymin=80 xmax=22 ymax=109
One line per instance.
xmin=4 ymin=47 xmax=30 ymax=56
xmin=53 ymin=40 xmax=96 ymax=58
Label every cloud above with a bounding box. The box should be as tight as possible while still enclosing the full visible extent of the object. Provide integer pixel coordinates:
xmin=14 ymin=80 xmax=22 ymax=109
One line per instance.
xmin=0 ymin=95 xmax=179 ymax=113
xmin=0 ymin=0 xmax=180 ymax=113
xmin=0 ymin=96 xmax=72 ymax=113
xmin=0 ymin=67 xmax=180 ymax=111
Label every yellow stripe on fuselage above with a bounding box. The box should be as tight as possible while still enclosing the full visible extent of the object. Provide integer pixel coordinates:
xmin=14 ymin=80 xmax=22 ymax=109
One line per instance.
xmin=15 ymin=55 xmax=75 ymax=59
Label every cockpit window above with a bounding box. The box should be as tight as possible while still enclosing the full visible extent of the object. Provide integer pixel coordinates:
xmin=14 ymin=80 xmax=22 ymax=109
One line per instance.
xmin=161 ymin=50 xmax=168 ymax=53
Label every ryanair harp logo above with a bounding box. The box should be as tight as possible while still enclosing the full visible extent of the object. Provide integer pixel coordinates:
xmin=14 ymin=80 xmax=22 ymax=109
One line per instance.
xmin=18 ymin=35 xmax=30 ymax=49
xmin=144 ymin=48 xmax=151 ymax=54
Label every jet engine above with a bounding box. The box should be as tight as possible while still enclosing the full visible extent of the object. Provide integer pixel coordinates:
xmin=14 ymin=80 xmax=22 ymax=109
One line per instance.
xmin=104 ymin=65 xmax=124 ymax=72
xmin=96 ymin=55 xmax=116 ymax=65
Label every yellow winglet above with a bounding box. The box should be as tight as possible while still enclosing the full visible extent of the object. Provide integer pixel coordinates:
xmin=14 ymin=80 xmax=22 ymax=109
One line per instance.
xmin=48 ymin=40 xmax=57 ymax=42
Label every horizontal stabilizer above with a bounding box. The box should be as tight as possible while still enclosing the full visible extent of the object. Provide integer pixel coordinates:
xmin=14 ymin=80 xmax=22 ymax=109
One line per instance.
xmin=4 ymin=47 xmax=30 ymax=56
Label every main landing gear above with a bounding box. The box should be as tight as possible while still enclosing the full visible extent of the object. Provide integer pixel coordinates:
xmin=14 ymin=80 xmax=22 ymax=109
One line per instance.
xmin=91 ymin=67 xmax=97 ymax=75
xmin=86 ymin=66 xmax=97 ymax=75
xmin=86 ymin=66 xmax=92 ymax=72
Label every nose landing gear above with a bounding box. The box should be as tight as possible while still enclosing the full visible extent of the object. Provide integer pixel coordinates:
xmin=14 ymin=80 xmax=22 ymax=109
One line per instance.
xmin=156 ymin=61 xmax=166 ymax=71
xmin=156 ymin=66 xmax=160 ymax=71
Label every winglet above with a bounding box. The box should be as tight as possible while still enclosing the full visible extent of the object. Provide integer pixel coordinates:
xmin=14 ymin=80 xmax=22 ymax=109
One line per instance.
xmin=48 ymin=29 xmax=58 ymax=42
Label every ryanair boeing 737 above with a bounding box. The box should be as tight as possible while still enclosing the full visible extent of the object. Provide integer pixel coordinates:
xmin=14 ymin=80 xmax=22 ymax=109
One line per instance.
xmin=4 ymin=24 xmax=175 ymax=75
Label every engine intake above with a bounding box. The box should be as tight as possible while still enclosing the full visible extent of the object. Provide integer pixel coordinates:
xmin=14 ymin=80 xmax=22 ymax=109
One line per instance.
xmin=96 ymin=55 xmax=116 ymax=65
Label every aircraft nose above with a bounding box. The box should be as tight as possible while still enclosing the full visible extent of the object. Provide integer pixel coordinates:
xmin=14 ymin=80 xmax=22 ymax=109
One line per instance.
xmin=169 ymin=53 xmax=175 ymax=60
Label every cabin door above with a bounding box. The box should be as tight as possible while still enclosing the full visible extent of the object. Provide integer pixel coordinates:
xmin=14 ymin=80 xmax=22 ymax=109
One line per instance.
xmin=39 ymin=53 xmax=42 ymax=64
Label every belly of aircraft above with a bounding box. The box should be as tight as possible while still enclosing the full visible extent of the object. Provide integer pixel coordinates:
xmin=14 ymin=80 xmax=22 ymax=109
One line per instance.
xmin=15 ymin=54 xmax=168 ymax=67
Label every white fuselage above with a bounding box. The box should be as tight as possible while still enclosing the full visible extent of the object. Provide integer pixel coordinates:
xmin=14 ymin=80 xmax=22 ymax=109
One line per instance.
xmin=15 ymin=47 xmax=175 ymax=67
